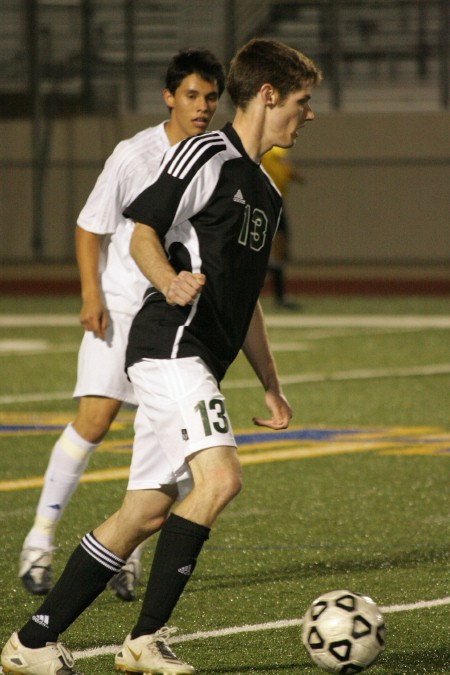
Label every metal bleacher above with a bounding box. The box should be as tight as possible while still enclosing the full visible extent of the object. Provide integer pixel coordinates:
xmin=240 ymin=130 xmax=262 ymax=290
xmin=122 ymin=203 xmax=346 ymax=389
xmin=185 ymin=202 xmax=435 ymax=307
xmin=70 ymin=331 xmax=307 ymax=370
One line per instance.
xmin=268 ymin=1 xmax=442 ymax=79
xmin=0 ymin=0 xmax=448 ymax=117
xmin=0 ymin=3 xmax=26 ymax=91
xmin=0 ymin=0 xmax=184 ymax=115
xmin=264 ymin=0 xmax=447 ymax=110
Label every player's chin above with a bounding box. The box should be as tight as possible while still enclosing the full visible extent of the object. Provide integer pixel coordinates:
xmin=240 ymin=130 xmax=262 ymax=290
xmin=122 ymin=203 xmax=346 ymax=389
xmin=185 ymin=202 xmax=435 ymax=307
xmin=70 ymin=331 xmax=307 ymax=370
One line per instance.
xmin=192 ymin=121 xmax=209 ymax=134
xmin=277 ymin=137 xmax=295 ymax=149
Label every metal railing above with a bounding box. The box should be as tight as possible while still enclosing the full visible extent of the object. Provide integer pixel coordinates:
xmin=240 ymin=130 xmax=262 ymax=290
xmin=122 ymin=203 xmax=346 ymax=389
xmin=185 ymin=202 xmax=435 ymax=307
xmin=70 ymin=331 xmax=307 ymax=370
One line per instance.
xmin=1 ymin=1 xmax=448 ymax=115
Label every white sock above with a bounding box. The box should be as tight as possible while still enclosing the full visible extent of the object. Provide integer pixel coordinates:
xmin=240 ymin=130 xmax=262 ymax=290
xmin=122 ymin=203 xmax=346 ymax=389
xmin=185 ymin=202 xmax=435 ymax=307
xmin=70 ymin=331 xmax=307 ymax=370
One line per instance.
xmin=24 ymin=424 xmax=99 ymax=550
xmin=127 ymin=542 xmax=144 ymax=564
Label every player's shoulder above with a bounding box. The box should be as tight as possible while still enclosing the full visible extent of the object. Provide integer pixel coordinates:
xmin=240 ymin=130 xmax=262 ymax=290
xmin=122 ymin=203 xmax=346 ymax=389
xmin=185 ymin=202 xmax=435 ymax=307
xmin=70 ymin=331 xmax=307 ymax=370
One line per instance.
xmin=165 ymin=129 xmax=240 ymax=180
xmin=174 ymin=129 xmax=227 ymax=156
xmin=113 ymin=122 xmax=168 ymax=162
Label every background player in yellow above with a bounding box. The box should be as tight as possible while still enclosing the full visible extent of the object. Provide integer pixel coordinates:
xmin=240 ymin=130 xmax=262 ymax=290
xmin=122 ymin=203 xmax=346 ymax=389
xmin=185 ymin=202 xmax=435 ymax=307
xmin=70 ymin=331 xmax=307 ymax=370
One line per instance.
xmin=262 ymin=145 xmax=305 ymax=308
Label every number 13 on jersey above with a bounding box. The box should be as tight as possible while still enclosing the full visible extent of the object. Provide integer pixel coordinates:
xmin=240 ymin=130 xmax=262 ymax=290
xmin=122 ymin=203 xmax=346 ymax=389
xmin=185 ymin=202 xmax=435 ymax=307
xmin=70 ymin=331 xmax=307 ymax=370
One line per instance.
xmin=238 ymin=204 xmax=269 ymax=252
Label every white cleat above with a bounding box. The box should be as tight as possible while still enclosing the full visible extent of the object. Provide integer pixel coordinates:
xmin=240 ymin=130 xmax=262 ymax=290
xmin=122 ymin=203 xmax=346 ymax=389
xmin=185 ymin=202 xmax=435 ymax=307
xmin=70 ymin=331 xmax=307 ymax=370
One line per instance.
xmin=1 ymin=632 xmax=77 ymax=674
xmin=115 ymin=627 xmax=196 ymax=674
xmin=19 ymin=548 xmax=53 ymax=596
xmin=108 ymin=559 xmax=141 ymax=602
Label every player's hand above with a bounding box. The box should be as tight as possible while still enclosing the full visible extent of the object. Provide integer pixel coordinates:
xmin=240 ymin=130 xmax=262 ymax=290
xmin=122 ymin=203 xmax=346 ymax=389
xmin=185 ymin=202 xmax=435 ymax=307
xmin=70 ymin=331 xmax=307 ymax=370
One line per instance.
xmin=165 ymin=271 xmax=206 ymax=306
xmin=79 ymin=298 xmax=108 ymax=340
xmin=252 ymin=390 xmax=292 ymax=430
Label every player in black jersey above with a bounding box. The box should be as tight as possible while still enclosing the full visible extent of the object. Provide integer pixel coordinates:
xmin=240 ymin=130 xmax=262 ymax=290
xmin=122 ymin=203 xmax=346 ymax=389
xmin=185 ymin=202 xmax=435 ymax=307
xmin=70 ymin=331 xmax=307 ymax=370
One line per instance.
xmin=2 ymin=38 xmax=322 ymax=675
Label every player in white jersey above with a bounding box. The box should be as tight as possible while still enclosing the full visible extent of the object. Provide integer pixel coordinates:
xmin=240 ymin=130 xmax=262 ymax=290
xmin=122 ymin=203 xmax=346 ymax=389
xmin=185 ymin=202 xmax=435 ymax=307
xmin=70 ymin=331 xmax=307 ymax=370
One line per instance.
xmin=19 ymin=48 xmax=225 ymax=602
xmin=3 ymin=39 xmax=322 ymax=675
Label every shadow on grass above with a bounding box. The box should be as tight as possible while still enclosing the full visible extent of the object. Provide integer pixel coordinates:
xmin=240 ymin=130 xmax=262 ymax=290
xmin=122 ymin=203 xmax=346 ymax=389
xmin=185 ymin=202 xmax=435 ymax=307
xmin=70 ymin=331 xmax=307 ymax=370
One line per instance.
xmin=194 ymin=646 xmax=450 ymax=674
xmin=186 ymin=545 xmax=449 ymax=594
xmin=382 ymin=646 xmax=450 ymax=673
xmin=205 ymin=664 xmax=300 ymax=673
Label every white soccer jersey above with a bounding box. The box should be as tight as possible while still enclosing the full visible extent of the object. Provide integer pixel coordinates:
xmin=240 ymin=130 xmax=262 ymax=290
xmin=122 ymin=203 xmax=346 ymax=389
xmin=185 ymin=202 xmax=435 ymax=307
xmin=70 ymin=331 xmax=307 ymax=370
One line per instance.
xmin=77 ymin=122 xmax=171 ymax=316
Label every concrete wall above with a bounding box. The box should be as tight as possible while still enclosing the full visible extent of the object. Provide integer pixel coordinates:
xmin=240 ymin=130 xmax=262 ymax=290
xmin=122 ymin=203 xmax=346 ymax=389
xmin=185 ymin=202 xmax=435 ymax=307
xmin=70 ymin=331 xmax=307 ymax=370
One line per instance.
xmin=0 ymin=111 xmax=449 ymax=263
xmin=283 ymin=111 xmax=450 ymax=264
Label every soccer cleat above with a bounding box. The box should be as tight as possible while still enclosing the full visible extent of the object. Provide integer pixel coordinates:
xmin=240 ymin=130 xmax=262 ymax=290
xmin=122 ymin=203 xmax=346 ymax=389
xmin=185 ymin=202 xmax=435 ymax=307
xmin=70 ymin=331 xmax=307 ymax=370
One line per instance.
xmin=19 ymin=548 xmax=53 ymax=596
xmin=108 ymin=559 xmax=142 ymax=602
xmin=1 ymin=632 xmax=77 ymax=674
xmin=114 ymin=627 xmax=196 ymax=674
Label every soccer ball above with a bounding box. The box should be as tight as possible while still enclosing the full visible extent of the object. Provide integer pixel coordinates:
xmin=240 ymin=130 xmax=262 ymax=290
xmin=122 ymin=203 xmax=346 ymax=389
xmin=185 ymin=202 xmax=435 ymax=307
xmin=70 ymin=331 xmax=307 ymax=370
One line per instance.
xmin=301 ymin=589 xmax=386 ymax=673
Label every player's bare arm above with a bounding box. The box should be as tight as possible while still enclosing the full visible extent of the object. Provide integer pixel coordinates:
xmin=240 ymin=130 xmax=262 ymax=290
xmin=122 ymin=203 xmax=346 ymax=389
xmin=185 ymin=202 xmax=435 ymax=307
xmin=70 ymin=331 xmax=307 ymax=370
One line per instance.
xmin=130 ymin=222 xmax=205 ymax=306
xmin=75 ymin=225 xmax=107 ymax=339
xmin=241 ymin=301 xmax=292 ymax=429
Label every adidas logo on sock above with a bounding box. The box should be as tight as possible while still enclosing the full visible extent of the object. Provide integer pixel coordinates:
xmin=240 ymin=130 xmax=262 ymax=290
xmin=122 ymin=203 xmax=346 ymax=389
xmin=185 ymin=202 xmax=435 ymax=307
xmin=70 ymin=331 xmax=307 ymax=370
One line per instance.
xmin=178 ymin=564 xmax=192 ymax=576
xmin=233 ymin=189 xmax=246 ymax=204
xmin=32 ymin=614 xmax=50 ymax=629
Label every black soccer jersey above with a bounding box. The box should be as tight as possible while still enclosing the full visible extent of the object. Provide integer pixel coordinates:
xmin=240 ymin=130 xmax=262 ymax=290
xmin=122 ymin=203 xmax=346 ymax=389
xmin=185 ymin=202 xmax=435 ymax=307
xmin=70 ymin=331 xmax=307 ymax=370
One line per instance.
xmin=124 ymin=123 xmax=282 ymax=383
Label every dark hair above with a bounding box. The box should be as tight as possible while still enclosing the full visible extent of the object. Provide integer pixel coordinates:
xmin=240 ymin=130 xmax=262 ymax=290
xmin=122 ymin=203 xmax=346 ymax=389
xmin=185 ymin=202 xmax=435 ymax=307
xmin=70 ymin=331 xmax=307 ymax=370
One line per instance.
xmin=165 ymin=48 xmax=226 ymax=97
xmin=227 ymin=38 xmax=322 ymax=109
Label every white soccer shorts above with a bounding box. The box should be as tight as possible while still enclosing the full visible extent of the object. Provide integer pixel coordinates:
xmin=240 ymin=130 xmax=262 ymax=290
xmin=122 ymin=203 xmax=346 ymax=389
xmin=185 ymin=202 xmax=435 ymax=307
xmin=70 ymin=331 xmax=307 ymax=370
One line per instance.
xmin=127 ymin=356 xmax=237 ymax=485
xmin=73 ymin=310 xmax=138 ymax=405
xmin=128 ymin=405 xmax=193 ymax=493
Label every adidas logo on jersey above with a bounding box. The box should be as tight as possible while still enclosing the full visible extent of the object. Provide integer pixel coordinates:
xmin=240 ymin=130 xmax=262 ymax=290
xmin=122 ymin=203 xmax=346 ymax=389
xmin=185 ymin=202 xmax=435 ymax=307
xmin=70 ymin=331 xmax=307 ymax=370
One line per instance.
xmin=233 ymin=189 xmax=246 ymax=204
xmin=32 ymin=614 xmax=50 ymax=629
xmin=178 ymin=564 xmax=193 ymax=576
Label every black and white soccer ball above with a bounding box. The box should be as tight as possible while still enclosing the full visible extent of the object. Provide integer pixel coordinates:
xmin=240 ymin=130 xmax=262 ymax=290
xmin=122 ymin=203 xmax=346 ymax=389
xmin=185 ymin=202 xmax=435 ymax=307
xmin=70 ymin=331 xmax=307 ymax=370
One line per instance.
xmin=301 ymin=589 xmax=386 ymax=673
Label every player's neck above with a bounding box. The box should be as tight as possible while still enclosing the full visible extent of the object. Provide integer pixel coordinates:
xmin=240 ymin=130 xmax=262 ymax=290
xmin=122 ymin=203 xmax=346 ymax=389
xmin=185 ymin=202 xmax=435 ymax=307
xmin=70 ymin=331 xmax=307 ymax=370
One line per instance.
xmin=232 ymin=106 xmax=271 ymax=163
xmin=164 ymin=119 xmax=188 ymax=146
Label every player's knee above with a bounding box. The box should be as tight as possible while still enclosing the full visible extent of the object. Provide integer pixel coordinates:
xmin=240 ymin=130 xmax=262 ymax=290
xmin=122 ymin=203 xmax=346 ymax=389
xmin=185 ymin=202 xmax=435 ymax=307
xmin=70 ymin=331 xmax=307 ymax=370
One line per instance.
xmin=116 ymin=510 xmax=167 ymax=546
xmin=207 ymin=463 xmax=242 ymax=509
xmin=74 ymin=407 xmax=115 ymax=443
xmin=223 ymin=467 xmax=242 ymax=502
xmin=143 ymin=513 xmax=167 ymax=536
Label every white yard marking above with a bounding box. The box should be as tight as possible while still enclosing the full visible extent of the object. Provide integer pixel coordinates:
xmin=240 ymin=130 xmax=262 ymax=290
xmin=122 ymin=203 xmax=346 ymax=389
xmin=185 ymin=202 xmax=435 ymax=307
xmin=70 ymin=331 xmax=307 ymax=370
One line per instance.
xmin=270 ymin=341 xmax=309 ymax=351
xmin=265 ymin=315 xmax=450 ymax=329
xmin=224 ymin=363 xmax=450 ymax=390
xmin=0 ymin=315 xmax=78 ymax=327
xmin=67 ymin=595 xmax=450 ymax=662
xmin=1 ymin=363 xmax=449 ymax=405
xmin=0 ymin=339 xmax=49 ymax=352
xmin=0 ymin=314 xmax=448 ymax=404
xmin=0 ymin=340 xmax=79 ymax=354
xmin=1 ymin=313 xmax=449 ymax=328
xmin=0 ymin=391 xmax=73 ymax=404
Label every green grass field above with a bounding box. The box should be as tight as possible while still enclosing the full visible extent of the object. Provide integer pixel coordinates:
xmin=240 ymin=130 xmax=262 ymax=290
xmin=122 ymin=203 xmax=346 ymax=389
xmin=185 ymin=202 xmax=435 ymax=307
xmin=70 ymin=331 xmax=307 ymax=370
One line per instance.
xmin=0 ymin=294 xmax=449 ymax=674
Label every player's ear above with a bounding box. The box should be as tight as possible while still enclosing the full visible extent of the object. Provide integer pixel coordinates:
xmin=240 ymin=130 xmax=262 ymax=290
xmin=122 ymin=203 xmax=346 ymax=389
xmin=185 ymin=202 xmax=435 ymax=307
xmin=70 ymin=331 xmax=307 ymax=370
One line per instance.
xmin=163 ymin=88 xmax=175 ymax=110
xmin=261 ymin=84 xmax=278 ymax=108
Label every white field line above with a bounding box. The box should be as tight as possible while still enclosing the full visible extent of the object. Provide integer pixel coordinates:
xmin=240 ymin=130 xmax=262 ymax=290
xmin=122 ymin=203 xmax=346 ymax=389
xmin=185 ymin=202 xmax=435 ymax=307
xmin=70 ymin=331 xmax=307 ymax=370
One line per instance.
xmin=0 ymin=325 xmax=442 ymax=356
xmin=69 ymin=595 xmax=450 ymax=662
xmin=0 ymin=313 xmax=448 ymax=403
xmin=0 ymin=340 xmax=80 ymax=355
xmin=0 ymin=340 xmax=309 ymax=355
xmin=0 ymin=315 xmax=79 ymax=327
xmin=270 ymin=341 xmax=310 ymax=351
xmin=265 ymin=315 xmax=450 ymax=329
xmin=0 ymin=391 xmax=73 ymax=404
xmin=1 ymin=314 xmax=450 ymax=329
xmin=223 ymin=364 xmax=450 ymax=390
xmin=1 ymin=363 xmax=450 ymax=405
xmin=0 ymin=328 xmax=432 ymax=356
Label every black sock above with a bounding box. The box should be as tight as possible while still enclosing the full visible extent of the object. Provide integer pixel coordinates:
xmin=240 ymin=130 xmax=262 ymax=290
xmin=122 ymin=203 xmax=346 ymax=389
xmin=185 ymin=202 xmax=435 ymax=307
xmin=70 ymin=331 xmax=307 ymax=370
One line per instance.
xmin=131 ymin=513 xmax=210 ymax=638
xmin=19 ymin=532 xmax=124 ymax=648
